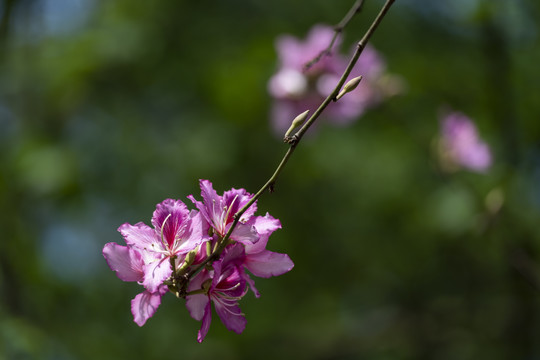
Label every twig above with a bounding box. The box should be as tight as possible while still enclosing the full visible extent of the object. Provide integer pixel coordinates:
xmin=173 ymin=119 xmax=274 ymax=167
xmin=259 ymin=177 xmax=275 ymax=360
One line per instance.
xmin=182 ymin=0 xmax=396 ymax=289
xmin=296 ymin=0 xmax=395 ymax=140
xmin=303 ymin=0 xmax=365 ymax=72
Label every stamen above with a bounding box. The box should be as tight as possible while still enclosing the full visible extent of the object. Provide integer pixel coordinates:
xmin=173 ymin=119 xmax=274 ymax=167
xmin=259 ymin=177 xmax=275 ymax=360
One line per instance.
xmin=216 ymin=292 xmax=244 ymax=302
xmin=218 ymin=282 xmax=241 ymax=293
xmin=150 ymin=248 xmax=171 ymax=256
xmin=218 ymin=268 xmax=234 ymax=282
xmin=160 ymin=213 xmax=172 ymax=251
xmin=151 ymin=256 xmax=169 ymax=278
xmin=224 ymin=195 xmax=239 ymax=224
xmin=212 ymin=296 xmax=244 ymax=316
xmin=212 ymin=199 xmax=219 ymax=228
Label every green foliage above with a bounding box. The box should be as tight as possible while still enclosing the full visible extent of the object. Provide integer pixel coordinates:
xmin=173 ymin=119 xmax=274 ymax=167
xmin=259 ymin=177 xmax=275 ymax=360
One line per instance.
xmin=1 ymin=0 xmax=540 ymax=358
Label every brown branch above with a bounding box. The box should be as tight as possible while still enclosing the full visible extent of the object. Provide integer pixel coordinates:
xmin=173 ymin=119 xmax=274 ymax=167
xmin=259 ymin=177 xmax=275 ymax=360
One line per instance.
xmin=180 ymin=0 xmax=397 ymax=291
xmin=303 ymin=0 xmax=365 ymax=72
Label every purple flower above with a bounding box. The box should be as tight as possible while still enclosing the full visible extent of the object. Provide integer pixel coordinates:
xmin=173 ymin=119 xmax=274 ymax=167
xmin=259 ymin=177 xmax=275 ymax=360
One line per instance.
xmin=118 ymin=199 xmax=207 ymax=292
xmin=103 ymin=199 xmax=208 ymax=326
xmin=186 ymin=237 xmax=293 ymax=342
xmin=102 ymin=242 xmax=168 ymax=326
xmin=186 ymin=181 xmax=294 ymax=342
xmin=188 ymin=179 xmax=261 ymax=246
xmin=268 ymin=24 xmax=402 ymax=136
xmin=104 ymin=181 xmax=294 ymax=339
xmin=242 ymin=214 xmax=294 ymax=297
xmin=186 ymin=243 xmax=248 ymax=343
xmin=185 ymin=238 xmax=293 ymax=342
xmin=439 ymin=111 xmax=492 ymax=173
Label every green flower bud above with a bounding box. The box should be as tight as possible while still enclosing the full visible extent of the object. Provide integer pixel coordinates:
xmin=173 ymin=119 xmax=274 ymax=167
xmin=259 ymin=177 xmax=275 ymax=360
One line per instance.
xmin=284 ymin=110 xmax=310 ymax=139
xmin=176 ymin=248 xmax=199 ymax=275
xmin=206 ymin=241 xmax=212 ymax=257
xmin=336 ymin=75 xmax=363 ymax=100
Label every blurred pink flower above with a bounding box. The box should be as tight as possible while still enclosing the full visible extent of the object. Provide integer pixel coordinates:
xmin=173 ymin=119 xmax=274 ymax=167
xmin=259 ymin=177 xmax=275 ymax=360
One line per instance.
xmin=268 ymin=24 xmax=402 ymax=136
xmin=439 ymin=111 xmax=492 ymax=173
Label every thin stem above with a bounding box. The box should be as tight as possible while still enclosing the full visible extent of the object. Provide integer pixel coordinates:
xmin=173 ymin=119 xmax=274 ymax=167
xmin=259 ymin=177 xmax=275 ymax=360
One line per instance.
xmin=183 ymin=0 xmax=396 ymax=287
xmin=304 ymin=0 xmax=365 ymax=71
xmin=185 ymin=288 xmax=207 ymax=296
xmin=297 ymin=0 xmax=395 ymax=140
xmin=242 ymin=0 xmax=395 ymax=221
xmin=184 ymin=146 xmax=297 ymax=283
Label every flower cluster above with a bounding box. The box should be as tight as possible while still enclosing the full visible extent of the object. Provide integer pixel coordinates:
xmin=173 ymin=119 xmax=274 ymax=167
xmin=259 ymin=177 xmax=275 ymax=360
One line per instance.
xmin=268 ymin=24 xmax=403 ymax=136
xmin=438 ymin=110 xmax=492 ymax=173
xmin=103 ymin=179 xmax=294 ymax=342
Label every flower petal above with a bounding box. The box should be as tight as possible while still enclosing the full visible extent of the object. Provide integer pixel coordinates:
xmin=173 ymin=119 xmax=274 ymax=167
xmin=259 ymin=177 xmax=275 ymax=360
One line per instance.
xmin=131 ymin=287 xmax=167 ymax=326
xmin=214 ymin=301 xmax=246 ymax=335
xmin=118 ymin=222 xmax=158 ymax=251
xmin=151 ymin=199 xmax=190 ymax=249
xmin=199 ymin=179 xmax=221 ymax=222
xmin=151 ymin=198 xmax=189 ymax=230
xmin=197 ymin=302 xmax=212 ymax=343
xmin=230 ymin=223 xmax=259 ymax=246
xmin=103 ymin=243 xmax=144 ymax=282
xmin=143 ymin=257 xmax=172 ymax=293
xmin=244 ymin=272 xmax=260 ymax=298
xmin=223 ymin=187 xmax=257 ymax=222
xmin=186 ymin=271 xmax=211 ymax=321
xmin=245 ymin=213 xmax=281 ymax=254
xmin=245 ymin=250 xmax=294 ymax=278
xmin=174 ymin=211 xmax=208 ymax=254
xmin=276 ymin=35 xmax=304 ymax=69
xmin=219 ymin=242 xmax=246 ymax=270
xmin=187 ymin=195 xmax=209 ymax=226
xmin=188 ymin=180 xmax=219 ymax=228
xmin=187 ymin=270 xmax=213 ymax=343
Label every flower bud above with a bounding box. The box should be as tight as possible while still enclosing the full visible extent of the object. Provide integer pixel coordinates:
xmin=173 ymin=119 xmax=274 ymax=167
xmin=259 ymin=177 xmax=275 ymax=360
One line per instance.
xmin=336 ymin=75 xmax=363 ymax=100
xmin=284 ymin=110 xmax=310 ymax=140
xmin=184 ymin=249 xmax=198 ymax=266
xmin=176 ymin=248 xmax=199 ymax=275
xmin=206 ymin=241 xmax=212 ymax=257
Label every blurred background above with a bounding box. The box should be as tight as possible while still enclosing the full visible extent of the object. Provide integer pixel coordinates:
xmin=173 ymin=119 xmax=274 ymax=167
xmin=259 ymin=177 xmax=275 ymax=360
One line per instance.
xmin=1 ymin=0 xmax=540 ymax=359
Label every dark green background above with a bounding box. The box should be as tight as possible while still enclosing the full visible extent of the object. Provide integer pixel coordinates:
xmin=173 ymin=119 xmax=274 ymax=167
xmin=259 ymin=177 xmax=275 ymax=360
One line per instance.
xmin=1 ymin=0 xmax=540 ymax=359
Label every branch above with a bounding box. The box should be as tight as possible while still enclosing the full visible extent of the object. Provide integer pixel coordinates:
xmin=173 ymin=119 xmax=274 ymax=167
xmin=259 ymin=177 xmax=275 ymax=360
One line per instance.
xmin=297 ymin=0 xmax=394 ymax=140
xmin=183 ymin=0 xmax=396 ymax=287
xmin=303 ymin=0 xmax=365 ymax=72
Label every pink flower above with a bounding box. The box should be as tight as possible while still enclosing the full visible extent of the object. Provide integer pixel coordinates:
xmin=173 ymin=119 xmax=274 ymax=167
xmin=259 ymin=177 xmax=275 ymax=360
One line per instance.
xmin=242 ymin=214 xmax=294 ymax=297
xmin=268 ymin=24 xmax=402 ymax=136
xmin=439 ymin=111 xmax=492 ymax=173
xmin=102 ymin=242 xmax=168 ymax=326
xmin=103 ymin=199 xmax=209 ymax=326
xmin=188 ymin=179 xmax=261 ymax=246
xmin=186 ymin=238 xmax=294 ymax=342
xmin=104 ymin=181 xmax=294 ymax=339
xmin=117 ymin=199 xmax=208 ymax=292
xmin=186 ymin=244 xmax=248 ymax=343
xmin=186 ymin=181 xmax=294 ymax=342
